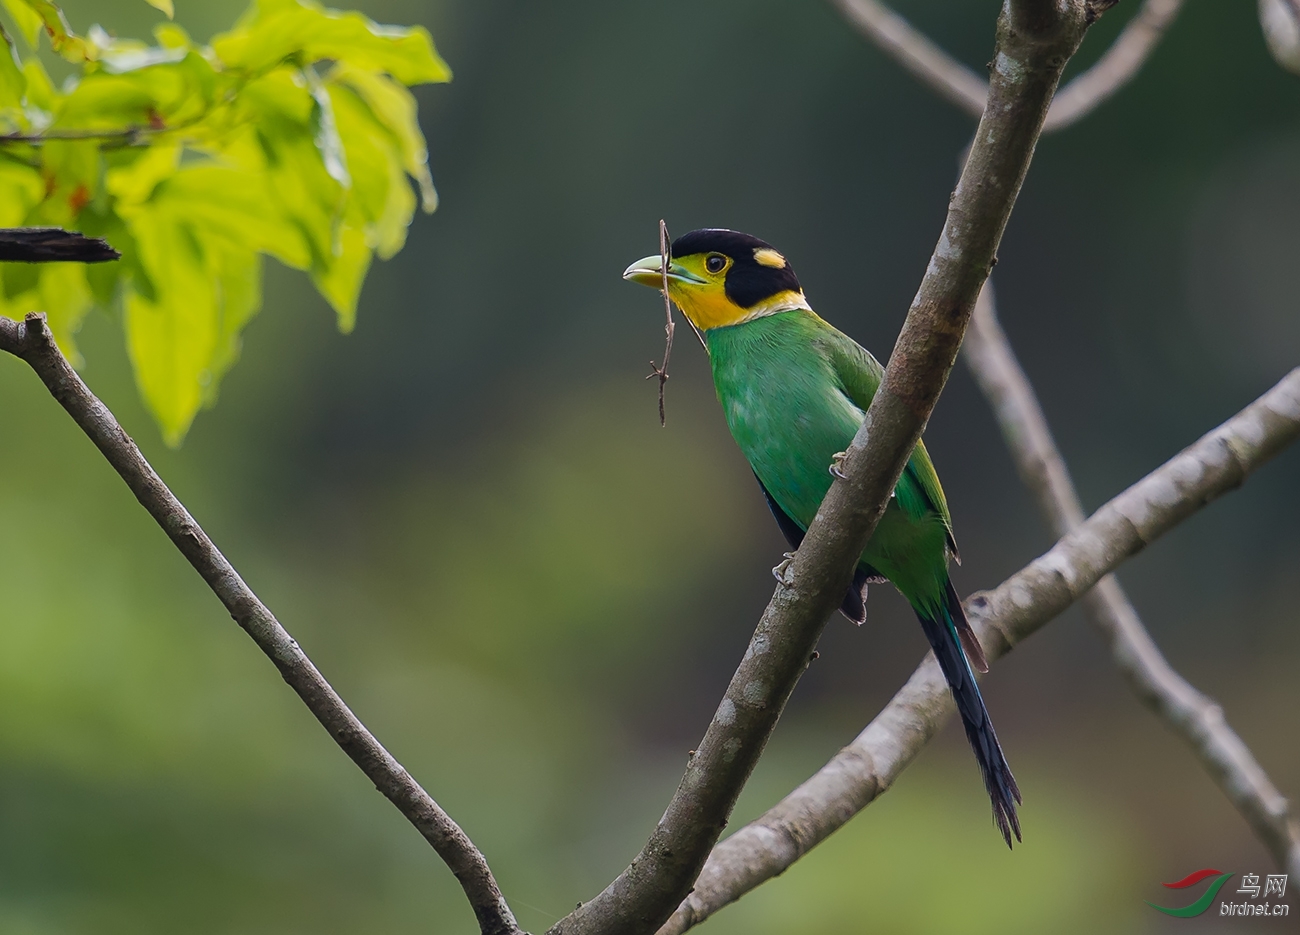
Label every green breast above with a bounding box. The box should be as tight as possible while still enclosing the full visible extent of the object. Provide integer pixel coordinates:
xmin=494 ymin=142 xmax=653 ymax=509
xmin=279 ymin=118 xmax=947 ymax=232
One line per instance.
xmin=705 ymin=310 xmax=951 ymax=610
xmin=706 ymin=311 xmax=860 ymax=529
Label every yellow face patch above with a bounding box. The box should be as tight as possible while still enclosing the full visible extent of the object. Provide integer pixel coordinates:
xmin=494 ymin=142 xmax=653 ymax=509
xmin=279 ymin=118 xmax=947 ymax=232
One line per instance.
xmin=664 ymin=253 xmax=809 ymax=331
xmin=753 ymin=248 xmax=786 ymax=269
xmin=665 ymin=254 xmax=741 ymax=331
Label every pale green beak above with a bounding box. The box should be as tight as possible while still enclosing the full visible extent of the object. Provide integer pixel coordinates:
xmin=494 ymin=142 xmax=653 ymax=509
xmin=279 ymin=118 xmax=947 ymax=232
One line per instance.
xmin=622 ymin=254 xmax=706 ymax=288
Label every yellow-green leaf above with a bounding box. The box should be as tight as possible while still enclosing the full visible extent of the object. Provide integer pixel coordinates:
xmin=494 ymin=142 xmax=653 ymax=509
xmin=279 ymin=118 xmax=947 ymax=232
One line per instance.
xmin=311 ymin=220 xmax=369 ymax=331
xmin=228 ymin=70 xmax=344 ymax=269
xmin=144 ymin=0 xmax=174 ymax=19
xmin=0 ymin=24 xmax=25 ymax=110
xmin=124 ymin=209 xmax=214 ymax=445
xmin=0 ymin=261 xmax=92 ymax=363
xmin=332 ymin=64 xmax=435 ymax=212
xmin=305 ymin=66 xmax=349 ymax=186
xmin=7 ymin=0 xmax=96 ymax=62
xmin=104 ymin=141 xmax=181 ymax=206
xmin=1 ymin=0 xmax=42 ymax=48
xmin=329 ymin=82 xmax=414 ymax=258
xmin=153 ymin=22 xmax=189 ymax=49
xmin=21 ymin=55 xmax=53 ymax=109
xmin=0 ymin=0 xmax=447 ymax=444
xmin=115 ymin=156 xmax=277 ymax=442
xmin=212 ymin=0 xmax=451 ymax=86
xmin=38 ymin=262 xmax=92 ymax=360
xmin=56 ymin=51 xmax=217 ymax=130
xmin=124 ymin=201 xmax=262 ymax=445
xmin=206 ymin=244 xmax=261 ymax=399
xmin=0 ymin=159 xmax=44 ymax=224
xmin=30 ymin=139 xmax=100 ymax=227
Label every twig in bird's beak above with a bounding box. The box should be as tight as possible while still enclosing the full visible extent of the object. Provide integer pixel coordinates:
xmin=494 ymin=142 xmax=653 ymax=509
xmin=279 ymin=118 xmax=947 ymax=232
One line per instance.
xmin=646 ymin=218 xmax=675 ymax=427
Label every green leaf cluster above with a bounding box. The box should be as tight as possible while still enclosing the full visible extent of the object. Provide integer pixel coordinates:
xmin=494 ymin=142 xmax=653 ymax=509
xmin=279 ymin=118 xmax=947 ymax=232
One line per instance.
xmin=0 ymin=0 xmax=449 ymax=444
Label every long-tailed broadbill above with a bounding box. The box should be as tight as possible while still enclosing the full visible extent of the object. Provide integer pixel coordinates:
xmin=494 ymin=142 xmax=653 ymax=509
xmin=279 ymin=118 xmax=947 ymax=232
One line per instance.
xmin=623 ymin=228 xmax=1021 ymax=846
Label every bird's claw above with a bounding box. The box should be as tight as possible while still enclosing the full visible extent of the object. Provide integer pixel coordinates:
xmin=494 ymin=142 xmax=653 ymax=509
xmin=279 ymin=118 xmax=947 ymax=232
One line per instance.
xmin=829 ymin=450 xmax=848 ymax=480
xmin=772 ymin=552 xmax=796 ymax=587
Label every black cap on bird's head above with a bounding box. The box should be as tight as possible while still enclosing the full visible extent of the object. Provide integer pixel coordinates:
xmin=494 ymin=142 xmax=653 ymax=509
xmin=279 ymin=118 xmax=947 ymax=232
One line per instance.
xmin=622 ymin=228 xmax=810 ymax=331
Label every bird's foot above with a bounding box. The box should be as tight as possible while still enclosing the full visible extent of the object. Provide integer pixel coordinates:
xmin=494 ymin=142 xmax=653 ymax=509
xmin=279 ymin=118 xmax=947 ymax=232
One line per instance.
xmin=829 ymin=450 xmax=848 ymax=480
xmin=772 ymin=552 xmax=796 ymax=587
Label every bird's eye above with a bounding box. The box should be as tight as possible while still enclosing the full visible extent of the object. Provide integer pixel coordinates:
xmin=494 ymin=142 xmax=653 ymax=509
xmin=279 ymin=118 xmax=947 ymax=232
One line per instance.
xmin=705 ymin=254 xmax=727 ymax=274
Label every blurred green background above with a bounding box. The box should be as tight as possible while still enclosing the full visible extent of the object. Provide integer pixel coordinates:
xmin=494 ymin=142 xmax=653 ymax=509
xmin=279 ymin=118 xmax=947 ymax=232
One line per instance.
xmin=2 ymin=0 xmax=1299 ymax=932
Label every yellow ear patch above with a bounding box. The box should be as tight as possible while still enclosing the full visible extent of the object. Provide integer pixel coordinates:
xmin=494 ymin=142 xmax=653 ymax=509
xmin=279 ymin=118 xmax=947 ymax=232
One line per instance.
xmin=753 ymin=248 xmax=786 ymax=269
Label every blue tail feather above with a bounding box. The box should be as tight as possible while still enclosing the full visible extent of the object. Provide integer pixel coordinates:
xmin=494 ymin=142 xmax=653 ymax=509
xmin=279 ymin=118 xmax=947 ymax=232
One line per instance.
xmin=915 ymin=580 xmax=1021 ymax=847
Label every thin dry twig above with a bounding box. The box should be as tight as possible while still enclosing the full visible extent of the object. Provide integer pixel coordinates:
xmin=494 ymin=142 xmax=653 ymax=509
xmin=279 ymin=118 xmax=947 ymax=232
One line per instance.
xmin=0 ymin=313 xmax=523 ymax=935
xmin=963 ymin=281 xmax=1300 ymax=883
xmin=551 ymin=2 xmax=1099 ymax=933
xmin=647 ymin=219 xmax=676 ymax=427
xmin=833 ymin=0 xmax=1187 ymax=132
xmin=657 ymin=367 xmax=1300 ymax=935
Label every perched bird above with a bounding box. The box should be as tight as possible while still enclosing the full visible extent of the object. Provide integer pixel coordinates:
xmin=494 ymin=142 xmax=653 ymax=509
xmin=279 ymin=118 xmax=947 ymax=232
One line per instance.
xmin=623 ymin=228 xmax=1021 ymax=845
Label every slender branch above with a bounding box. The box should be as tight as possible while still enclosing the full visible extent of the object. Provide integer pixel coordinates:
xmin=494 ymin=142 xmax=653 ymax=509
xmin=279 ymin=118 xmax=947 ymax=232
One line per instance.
xmin=550 ymin=4 xmax=1097 ymax=934
xmin=829 ymin=0 xmax=987 ymax=117
xmin=1043 ymin=0 xmax=1185 ymax=130
xmin=657 ymin=367 xmax=1300 ymax=935
xmin=0 ymin=312 xmax=524 ymax=935
xmin=834 ymin=0 xmax=1187 ymax=133
xmin=0 ymin=105 xmax=222 ymax=146
xmin=963 ymin=282 xmax=1300 ymax=881
xmin=1 ymin=126 xmax=155 ymax=144
xmin=965 ymin=282 xmax=1087 ymax=531
xmin=0 ymin=228 xmax=120 ymax=263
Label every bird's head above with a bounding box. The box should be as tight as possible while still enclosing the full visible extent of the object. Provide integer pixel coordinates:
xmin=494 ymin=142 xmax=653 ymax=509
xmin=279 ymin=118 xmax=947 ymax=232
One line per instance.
xmin=622 ymin=228 xmax=809 ymax=331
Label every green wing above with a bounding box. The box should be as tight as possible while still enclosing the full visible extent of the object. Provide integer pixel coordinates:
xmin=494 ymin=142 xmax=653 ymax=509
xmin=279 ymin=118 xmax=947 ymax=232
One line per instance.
xmin=818 ymin=321 xmax=960 ymax=559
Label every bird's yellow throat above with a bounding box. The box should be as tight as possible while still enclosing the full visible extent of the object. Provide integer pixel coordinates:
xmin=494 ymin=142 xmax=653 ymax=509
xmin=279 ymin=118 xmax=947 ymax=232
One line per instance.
xmin=668 ymin=281 xmax=810 ymax=331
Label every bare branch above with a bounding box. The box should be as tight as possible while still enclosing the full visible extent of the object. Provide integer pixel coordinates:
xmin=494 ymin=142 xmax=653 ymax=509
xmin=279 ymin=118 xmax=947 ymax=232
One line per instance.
xmin=964 ymin=282 xmax=1088 ymax=530
xmin=834 ymin=0 xmax=1187 ymax=133
xmin=0 ymin=312 xmax=523 ymax=935
xmin=830 ymin=0 xmax=987 ymax=117
xmin=1043 ymin=0 xmax=1187 ymax=131
xmin=1084 ymin=578 xmax=1300 ymax=883
xmin=551 ymin=4 xmax=1097 ymax=934
xmin=657 ymin=367 xmax=1300 ymax=935
xmin=963 ymin=283 xmax=1300 ymax=881
xmin=0 ymin=228 xmax=120 ymax=263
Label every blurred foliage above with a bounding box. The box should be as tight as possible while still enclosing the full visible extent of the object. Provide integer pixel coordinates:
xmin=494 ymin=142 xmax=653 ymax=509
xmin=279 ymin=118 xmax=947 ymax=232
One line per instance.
xmin=0 ymin=0 xmax=448 ymax=444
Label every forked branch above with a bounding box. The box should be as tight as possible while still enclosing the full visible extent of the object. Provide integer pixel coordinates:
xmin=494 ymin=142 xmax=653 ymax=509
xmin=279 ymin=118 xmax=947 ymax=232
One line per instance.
xmin=0 ymin=313 xmax=523 ymax=935
xmin=832 ymin=0 xmax=1187 ymax=132
xmin=658 ymin=367 xmax=1300 ymax=935
xmin=550 ymin=3 xmax=1098 ymax=934
xmin=963 ymin=282 xmax=1300 ymax=882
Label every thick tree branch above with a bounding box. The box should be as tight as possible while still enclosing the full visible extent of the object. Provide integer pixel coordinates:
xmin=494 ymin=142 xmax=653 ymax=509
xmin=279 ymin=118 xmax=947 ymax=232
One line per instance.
xmin=550 ymin=5 xmax=1096 ymax=935
xmin=833 ymin=0 xmax=1186 ymax=132
xmin=0 ymin=312 xmax=523 ymax=935
xmin=963 ymin=283 xmax=1300 ymax=882
xmin=657 ymin=367 xmax=1300 ymax=935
